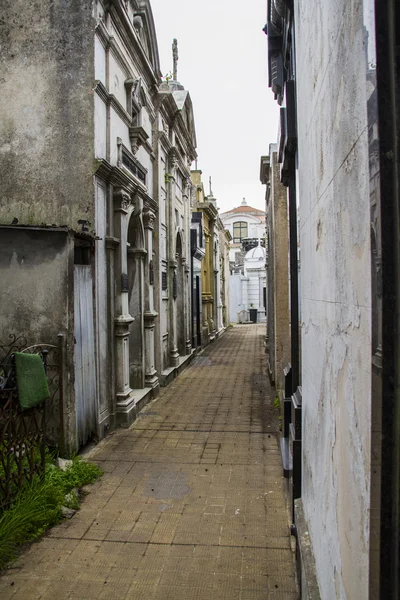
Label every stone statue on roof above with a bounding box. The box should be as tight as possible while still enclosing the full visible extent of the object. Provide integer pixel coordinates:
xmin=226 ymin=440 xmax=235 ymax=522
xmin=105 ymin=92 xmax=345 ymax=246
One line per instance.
xmin=172 ymin=38 xmax=178 ymax=81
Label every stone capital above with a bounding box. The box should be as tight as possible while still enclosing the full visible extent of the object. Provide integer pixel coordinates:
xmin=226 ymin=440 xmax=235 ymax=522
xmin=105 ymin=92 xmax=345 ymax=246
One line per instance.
xmin=143 ymin=207 xmax=156 ymax=230
xmin=168 ymin=147 xmax=179 ymax=171
xmin=144 ymin=310 xmax=158 ymax=326
xmin=114 ymin=187 xmax=132 ymax=213
xmin=182 ymin=176 xmax=191 ymax=195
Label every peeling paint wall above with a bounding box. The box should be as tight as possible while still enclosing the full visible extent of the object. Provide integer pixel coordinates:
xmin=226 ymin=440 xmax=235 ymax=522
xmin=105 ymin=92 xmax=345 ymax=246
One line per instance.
xmin=0 ymin=1 xmax=95 ymax=230
xmin=295 ymin=1 xmax=372 ymax=598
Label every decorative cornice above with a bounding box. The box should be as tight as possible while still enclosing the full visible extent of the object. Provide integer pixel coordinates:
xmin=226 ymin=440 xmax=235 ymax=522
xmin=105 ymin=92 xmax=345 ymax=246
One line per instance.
xmin=108 ymin=3 xmax=161 ymax=88
xmin=173 ymin=114 xmax=197 ymax=163
xmin=158 ymin=130 xmax=172 ymax=154
xmin=105 ymin=236 xmax=120 ymax=250
xmin=94 ymin=80 xmax=132 ymax=127
xmin=108 ymin=39 xmax=129 ymax=75
xmin=95 ymin=6 xmax=159 ymax=114
xmin=143 ymin=196 xmax=158 ymax=214
xmin=129 ymin=125 xmax=149 ymax=155
xmin=94 ymin=80 xmax=109 ymax=103
xmin=93 ymin=158 xmax=113 ymax=181
xmin=109 ymin=165 xmax=138 ymax=192
xmin=95 ymin=20 xmax=109 ymax=48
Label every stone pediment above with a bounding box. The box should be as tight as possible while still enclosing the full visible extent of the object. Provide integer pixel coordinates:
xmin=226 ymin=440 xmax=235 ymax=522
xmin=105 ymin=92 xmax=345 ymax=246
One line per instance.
xmin=130 ymin=0 xmax=161 ymax=78
xmin=173 ymin=90 xmax=197 ymax=150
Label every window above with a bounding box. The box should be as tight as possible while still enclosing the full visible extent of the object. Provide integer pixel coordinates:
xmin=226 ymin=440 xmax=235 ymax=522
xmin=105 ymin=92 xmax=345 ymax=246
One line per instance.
xmin=121 ymin=146 xmax=146 ymax=184
xmin=233 ymin=221 xmax=248 ymax=243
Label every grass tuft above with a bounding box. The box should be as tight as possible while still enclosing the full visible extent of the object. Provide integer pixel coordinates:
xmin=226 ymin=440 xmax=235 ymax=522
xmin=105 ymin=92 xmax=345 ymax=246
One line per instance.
xmin=0 ymin=455 xmax=102 ymax=569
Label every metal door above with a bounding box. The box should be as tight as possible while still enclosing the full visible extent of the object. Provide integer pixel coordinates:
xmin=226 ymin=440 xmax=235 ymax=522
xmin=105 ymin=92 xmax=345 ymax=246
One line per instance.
xmin=74 ymin=265 xmax=97 ymax=448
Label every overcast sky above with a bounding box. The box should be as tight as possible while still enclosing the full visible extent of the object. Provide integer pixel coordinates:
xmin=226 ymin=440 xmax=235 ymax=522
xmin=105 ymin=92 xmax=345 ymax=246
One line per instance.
xmin=150 ymin=0 xmax=280 ymax=213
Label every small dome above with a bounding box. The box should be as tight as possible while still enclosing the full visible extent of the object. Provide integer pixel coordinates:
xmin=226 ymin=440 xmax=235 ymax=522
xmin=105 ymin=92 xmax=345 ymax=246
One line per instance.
xmin=245 ymin=245 xmax=266 ymax=260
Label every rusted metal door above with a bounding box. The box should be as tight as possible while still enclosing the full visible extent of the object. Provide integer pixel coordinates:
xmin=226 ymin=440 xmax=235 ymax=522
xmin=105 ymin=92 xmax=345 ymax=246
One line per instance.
xmin=74 ymin=265 xmax=97 ymax=448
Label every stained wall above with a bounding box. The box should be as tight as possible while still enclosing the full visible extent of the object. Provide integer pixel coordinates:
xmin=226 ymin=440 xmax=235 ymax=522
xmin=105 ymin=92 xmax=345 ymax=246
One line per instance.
xmin=295 ymin=1 xmax=372 ymax=597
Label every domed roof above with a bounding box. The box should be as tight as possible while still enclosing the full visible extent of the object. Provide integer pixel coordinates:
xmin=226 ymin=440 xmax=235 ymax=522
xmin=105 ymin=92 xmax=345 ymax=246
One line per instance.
xmin=245 ymin=244 xmax=266 ymax=260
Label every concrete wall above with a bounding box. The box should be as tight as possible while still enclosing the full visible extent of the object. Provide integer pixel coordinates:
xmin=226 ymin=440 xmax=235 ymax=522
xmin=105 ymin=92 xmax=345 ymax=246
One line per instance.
xmin=0 ymin=1 xmax=95 ymax=230
xmin=0 ymin=227 xmax=75 ymax=450
xmin=0 ymin=228 xmax=72 ymax=343
xmin=295 ymin=1 xmax=372 ymax=598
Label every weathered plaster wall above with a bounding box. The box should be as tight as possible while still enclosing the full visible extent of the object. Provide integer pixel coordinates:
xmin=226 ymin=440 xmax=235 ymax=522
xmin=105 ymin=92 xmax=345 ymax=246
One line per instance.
xmin=0 ymin=1 xmax=95 ymax=230
xmin=270 ymin=149 xmax=290 ymax=395
xmin=0 ymin=228 xmax=72 ymax=342
xmin=295 ymin=1 xmax=372 ymax=598
xmin=0 ymin=228 xmax=76 ymax=451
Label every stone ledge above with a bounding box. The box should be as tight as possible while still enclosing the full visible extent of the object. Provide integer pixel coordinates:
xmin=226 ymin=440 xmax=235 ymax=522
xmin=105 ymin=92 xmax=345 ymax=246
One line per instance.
xmin=116 ymin=387 xmax=154 ymax=427
xmin=160 ymin=351 xmax=195 ymax=386
xmin=294 ymin=499 xmax=322 ymax=600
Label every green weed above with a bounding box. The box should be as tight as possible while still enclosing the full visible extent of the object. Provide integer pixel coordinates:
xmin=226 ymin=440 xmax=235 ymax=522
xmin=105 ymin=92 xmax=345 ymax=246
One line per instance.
xmin=0 ymin=455 xmax=102 ymax=569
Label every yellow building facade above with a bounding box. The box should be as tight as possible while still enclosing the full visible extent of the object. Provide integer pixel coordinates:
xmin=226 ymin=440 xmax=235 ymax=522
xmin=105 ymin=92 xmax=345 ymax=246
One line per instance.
xmin=191 ymin=170 xmax=229 ymax=345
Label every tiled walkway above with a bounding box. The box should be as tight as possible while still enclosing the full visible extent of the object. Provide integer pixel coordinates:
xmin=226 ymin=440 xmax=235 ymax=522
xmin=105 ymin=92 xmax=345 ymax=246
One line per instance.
xmin=0 ymin=324 xmax=298 ymax=599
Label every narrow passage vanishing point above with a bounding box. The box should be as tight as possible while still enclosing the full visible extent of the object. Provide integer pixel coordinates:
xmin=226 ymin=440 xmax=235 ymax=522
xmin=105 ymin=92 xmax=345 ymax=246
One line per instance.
xmin=0 ymin=325 xmax=298 ymax=599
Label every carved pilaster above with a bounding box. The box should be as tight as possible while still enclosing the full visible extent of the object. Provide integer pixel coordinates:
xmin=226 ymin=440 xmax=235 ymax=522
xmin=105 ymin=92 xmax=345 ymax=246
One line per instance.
xmin=113 ymin=186 xmax=134 ymax=415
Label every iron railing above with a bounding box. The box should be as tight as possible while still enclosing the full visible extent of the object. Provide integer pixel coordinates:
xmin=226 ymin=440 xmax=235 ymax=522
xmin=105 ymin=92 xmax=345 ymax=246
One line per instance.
xmin=0 ymin=334 xmax=63 ymax=510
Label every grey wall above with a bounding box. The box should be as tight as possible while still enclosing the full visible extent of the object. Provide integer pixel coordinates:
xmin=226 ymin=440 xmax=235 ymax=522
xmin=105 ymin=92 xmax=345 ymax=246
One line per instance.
xmin=0 ymin=1 xmax=95 ymax=230
xmin=0 ymin=227 xmax=76 ymax=450
xmin=295 ymin=1 xmax=372 ymax=598
xmin=0 ymin=228 xmax=71 ymax=341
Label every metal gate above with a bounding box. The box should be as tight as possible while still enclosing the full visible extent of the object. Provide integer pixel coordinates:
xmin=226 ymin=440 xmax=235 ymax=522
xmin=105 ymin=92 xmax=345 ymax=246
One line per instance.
xmin=74 ymin=265 xmax=97 ymax=448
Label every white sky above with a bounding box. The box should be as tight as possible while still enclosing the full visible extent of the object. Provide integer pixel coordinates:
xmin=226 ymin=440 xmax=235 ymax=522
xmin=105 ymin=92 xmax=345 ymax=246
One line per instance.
xmin=150 ymin=0 xmax=280 ymax=213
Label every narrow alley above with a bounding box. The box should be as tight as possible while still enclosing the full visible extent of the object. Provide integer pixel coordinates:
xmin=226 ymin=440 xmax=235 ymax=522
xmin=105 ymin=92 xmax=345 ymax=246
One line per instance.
xmin=0 ymin=325 xmax=297 ymax=600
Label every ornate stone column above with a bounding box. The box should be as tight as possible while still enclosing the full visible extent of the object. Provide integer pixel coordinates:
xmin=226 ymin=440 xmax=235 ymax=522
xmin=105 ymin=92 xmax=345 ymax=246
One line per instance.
xmin=143 ymin=207 xmax=159 ymax=390
xmin=168 ymin=258 xmax=179 ymax=366
xmin=113 ymin=188 xmax=134 ymax=413
xmin=182 ymin=177 xmax=192 ymax=355
xmin=167 ymin=148 xmax=179 ymax=367
xmin=128 ymin=193 xmax=146 ymax=391
xmin=209 ymin=217 xmax=217 ymax=336
xmin=184 ymin=259 xmax=192 ymax=354
xmin=128 ymin=247 xmax=146 ymax=389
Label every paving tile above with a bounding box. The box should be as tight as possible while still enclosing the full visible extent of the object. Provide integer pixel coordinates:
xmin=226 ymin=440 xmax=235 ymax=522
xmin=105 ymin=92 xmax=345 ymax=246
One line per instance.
xmin=0 ymin=325 xmax=298 ymax=599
